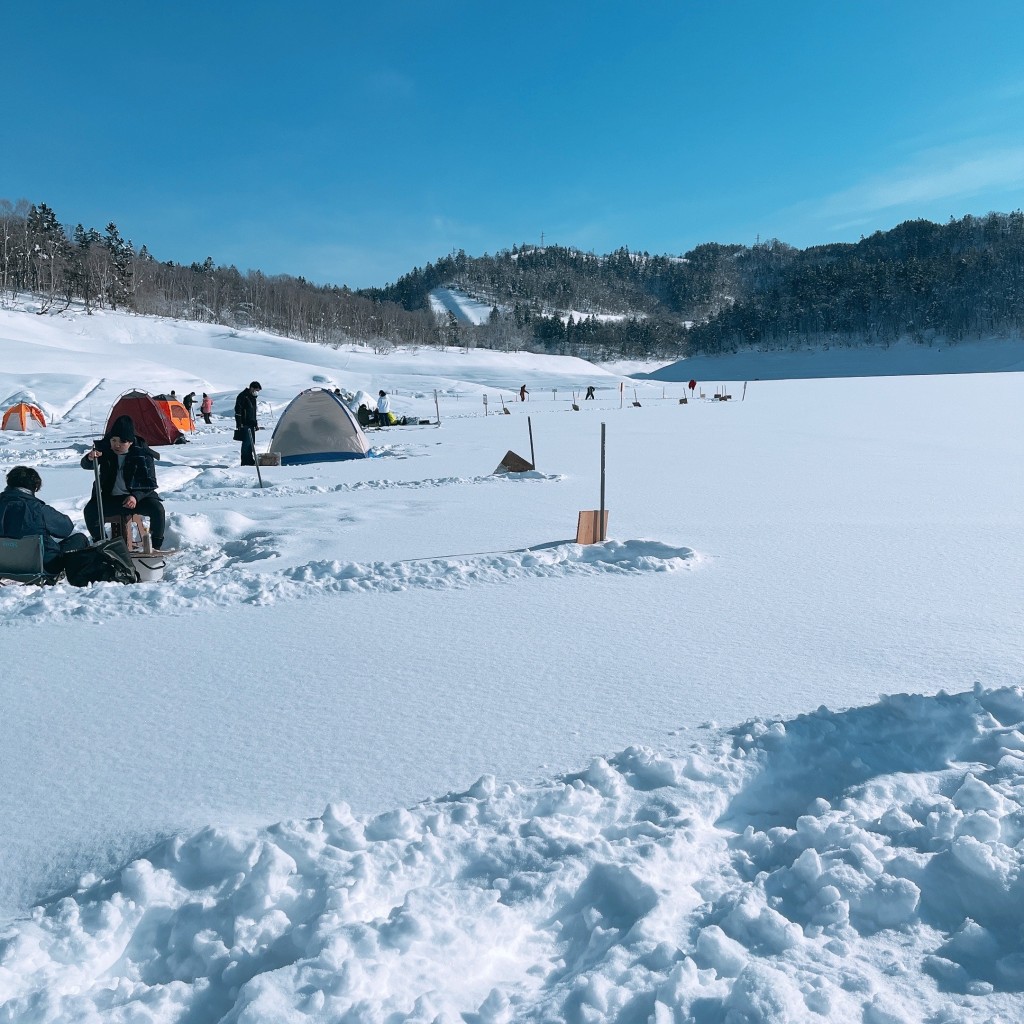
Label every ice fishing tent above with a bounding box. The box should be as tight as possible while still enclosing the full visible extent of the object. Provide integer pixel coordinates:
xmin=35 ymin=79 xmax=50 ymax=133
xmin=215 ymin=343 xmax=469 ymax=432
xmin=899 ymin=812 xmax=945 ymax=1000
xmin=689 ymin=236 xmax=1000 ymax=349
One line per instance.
xmin=348 ymin=390 xmax=376 ymax=415
xmin=2 ymin=402 xmax=46 ymax=431
xmin=154 ymin=398 xmax=194 ymax=434
xmin=104 ymin=390 xmax=185 ymax=446
xmin=268 ymin=388 xmax=371 ymax=464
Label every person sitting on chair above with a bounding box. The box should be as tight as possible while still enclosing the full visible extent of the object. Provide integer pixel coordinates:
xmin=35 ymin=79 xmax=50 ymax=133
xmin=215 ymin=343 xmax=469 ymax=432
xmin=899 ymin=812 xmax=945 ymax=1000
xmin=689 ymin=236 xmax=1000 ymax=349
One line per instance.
xmin=0 ymin=466 xmax=90 ymax=574
xmin=81 ymin=415 xmax=166 ymax=551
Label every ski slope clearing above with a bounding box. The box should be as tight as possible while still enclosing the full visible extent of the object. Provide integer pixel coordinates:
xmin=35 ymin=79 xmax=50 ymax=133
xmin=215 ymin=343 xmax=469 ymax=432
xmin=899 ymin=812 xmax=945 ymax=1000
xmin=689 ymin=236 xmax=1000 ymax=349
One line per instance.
xmin=1 ymin=301 xmax=1023 ymax=1022
xmin=428 ymin=288 xmax=496 ymax=326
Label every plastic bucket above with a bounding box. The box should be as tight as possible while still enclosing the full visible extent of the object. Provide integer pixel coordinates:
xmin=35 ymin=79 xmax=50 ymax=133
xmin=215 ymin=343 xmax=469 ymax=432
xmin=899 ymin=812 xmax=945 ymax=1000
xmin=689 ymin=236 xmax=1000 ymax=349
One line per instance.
xmin=133 ymin=557 xmax=166 ymax=582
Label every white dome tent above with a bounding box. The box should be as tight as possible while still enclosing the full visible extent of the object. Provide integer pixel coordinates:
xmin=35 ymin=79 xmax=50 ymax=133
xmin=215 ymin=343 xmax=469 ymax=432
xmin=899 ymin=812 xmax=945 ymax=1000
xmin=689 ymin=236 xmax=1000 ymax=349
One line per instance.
xmin=348 ymin=390 xmax=376 ymax=415
xmin=267 ymin=388 xmax=372 ymax=465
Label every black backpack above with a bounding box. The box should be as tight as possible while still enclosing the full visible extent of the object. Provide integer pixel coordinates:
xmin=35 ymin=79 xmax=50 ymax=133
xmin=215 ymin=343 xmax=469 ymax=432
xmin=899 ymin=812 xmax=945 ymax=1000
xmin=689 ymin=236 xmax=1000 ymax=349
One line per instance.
xmin=64 ymin=538 xmax=140 ymax=587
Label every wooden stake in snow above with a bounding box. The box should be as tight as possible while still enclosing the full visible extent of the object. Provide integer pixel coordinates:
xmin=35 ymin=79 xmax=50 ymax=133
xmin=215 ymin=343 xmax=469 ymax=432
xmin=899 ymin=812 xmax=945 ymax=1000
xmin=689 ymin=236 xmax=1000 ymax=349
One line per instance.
xmin=482 ymin=394 xmax=488 ymax=416
xmin=528 ymin=416 xmax=536 ymax=469
xmin=575 ymin=422 xmax=609 ymax=544
xmin=434 ymin=389 xmax=441 ymax=424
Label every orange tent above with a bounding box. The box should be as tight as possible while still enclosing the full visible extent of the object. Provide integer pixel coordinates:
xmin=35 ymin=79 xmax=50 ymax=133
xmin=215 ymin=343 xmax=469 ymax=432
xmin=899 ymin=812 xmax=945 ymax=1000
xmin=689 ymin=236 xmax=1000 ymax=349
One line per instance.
xmin=2 ymin=402 xmax=47 ymax=431
xmin=155 ymin=399 xmax=194 ymax=433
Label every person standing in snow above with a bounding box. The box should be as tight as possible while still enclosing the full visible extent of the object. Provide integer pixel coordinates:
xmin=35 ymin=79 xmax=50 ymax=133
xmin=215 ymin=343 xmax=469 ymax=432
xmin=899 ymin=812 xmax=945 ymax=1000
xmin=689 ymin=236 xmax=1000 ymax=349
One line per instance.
xmin=182 ymin=392 xmax=196 ymax=429
xmin=0 ymin=466 xmax=90 ymax=574
xmin=234 ymin=381 xmax=262 ymax=465
xmin=200 ymin=393 xmax=213 ymax=424
xmin=81 ymin=415 xmax=166 ymax=551
xmin=585 ymin=385 xmax=596 ymax=400
xmin=376 ymin=389 xmax=393 ymax=426
xmin=519 ymin=384 xmax=528 ymax=402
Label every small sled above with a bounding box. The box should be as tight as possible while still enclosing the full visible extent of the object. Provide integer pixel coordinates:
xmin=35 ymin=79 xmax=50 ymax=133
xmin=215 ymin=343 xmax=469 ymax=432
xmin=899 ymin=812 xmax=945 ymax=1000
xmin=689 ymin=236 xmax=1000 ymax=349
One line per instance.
xmin=493 ymin=450 xmax=534 ymax=474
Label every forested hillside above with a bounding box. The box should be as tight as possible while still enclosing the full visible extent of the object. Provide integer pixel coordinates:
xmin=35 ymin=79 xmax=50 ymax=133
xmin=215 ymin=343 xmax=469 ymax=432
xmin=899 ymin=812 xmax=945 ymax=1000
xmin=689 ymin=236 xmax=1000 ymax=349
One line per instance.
xmin=4 ymin=196 xmax=1022 ymax=361
xmin=0 ymin=199 xmax=434 ymax=350
xmin=369 ymin=212 xmax=1024 ymax=358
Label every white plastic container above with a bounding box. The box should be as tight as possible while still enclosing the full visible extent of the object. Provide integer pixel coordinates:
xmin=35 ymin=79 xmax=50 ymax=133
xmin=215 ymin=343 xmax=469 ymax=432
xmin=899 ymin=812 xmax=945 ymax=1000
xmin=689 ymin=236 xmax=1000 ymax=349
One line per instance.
xmin=133 ymin=557 xmax=166 ymax=582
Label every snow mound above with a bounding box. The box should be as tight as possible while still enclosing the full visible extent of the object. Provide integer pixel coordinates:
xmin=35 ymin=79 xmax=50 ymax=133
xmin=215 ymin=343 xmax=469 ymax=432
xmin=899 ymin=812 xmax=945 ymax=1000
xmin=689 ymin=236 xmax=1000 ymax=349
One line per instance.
xmin=0 ymin=540 xmax=696 ymax=624
xmin=3 ymin=685 xmax=1023 ymax=1022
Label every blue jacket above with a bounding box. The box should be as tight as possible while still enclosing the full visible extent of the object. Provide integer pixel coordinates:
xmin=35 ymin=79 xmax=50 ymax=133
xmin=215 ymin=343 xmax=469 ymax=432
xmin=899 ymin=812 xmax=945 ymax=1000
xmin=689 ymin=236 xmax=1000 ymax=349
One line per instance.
xmin=0 ymin=486 xmax=77 ymax=565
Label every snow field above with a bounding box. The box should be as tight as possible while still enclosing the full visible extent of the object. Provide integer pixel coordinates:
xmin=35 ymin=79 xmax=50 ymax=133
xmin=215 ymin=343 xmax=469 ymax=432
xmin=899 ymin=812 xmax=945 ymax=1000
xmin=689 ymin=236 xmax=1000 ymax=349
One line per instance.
xmin=1 ymin=300 xmax=1023 ymax=1021
xmin=2 ymin=687 xmax=1023 ymax=1022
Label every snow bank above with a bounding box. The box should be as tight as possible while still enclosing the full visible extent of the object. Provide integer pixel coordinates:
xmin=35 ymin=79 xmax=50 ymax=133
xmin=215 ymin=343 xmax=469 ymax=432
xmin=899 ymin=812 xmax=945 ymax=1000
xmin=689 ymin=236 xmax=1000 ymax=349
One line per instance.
xmin=3 ymin=685 xmax=1022 ymax=1022
xmin=0 ymin=538 xmax=695 ymax=625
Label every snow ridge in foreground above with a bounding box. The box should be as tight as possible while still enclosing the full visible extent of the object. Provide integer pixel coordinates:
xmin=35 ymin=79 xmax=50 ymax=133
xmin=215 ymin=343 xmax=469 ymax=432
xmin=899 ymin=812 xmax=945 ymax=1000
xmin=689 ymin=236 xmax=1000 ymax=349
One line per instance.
xmin=3 ymin=685 xmax=1023 ymax=1023
xmin=0 ymin=540 xmax=695 ymax=624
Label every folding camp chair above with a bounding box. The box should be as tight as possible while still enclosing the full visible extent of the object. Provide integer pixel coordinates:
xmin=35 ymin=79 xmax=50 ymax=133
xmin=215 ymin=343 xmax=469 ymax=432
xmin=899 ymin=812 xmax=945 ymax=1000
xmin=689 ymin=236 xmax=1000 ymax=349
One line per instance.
xmin=0 ymin=535 xmax=57 ymax=585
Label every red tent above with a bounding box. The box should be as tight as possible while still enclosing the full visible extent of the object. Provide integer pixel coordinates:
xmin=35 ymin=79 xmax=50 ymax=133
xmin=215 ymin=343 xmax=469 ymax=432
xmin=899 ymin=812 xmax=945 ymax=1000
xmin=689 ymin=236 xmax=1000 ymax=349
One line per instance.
xmin=104 ymin=390 xmax=185 ymax=446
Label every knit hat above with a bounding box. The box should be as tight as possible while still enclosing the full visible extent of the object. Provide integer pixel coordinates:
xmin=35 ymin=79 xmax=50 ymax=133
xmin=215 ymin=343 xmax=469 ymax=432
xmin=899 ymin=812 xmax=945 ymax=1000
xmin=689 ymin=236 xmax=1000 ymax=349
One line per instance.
xmin=109 ymin=415 xmax=136 ymax=442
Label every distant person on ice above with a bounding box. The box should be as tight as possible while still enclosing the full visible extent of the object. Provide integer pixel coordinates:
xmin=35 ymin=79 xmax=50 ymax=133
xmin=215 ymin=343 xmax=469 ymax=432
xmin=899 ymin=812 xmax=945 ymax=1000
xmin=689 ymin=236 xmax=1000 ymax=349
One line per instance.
xmin=81 ymin=415 xmax=166 ymax=552
xmin=200 ymin=393 xmax=213 ymax=424
xmin=689 ymin=379 xmax=697 ymax=397
xmin=234 ymin=381 xmax=262 ymax=465
xmin=0 ymin=465 xmax=90 ymax=574
xmin=585 ymin=385 xmax=596 ymax=400
xmin=182 ymin=392 xmax=196 ymax=421
xmin=376 ymin=389 xmax=394 ymax=426
xmin=519 ymin=384 xmax=528 ymax=402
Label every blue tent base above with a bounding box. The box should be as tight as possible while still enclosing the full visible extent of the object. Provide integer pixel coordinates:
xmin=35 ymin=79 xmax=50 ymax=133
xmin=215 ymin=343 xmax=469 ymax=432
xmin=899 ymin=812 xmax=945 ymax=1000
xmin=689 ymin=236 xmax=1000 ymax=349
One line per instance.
xmin=279 ymin=451 xmax=371 ymax=465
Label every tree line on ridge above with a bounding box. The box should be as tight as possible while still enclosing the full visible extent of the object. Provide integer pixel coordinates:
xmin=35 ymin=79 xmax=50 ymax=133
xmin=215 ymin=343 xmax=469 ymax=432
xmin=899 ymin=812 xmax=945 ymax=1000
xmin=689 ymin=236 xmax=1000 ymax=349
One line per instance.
xmin=4 ymin=197 xmax=1023 ymax=360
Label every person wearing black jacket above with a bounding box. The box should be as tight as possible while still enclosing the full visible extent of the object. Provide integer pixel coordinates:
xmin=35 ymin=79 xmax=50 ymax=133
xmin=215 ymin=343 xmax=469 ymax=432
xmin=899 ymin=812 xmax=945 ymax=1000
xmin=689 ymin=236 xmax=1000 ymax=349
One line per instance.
xmin=234 ymin=381 xmax=262 ymax=466
xmin=81 ymin=414 xmax=166 ymax=550
xmin=0 ymin=466 xmax=90 ymax=573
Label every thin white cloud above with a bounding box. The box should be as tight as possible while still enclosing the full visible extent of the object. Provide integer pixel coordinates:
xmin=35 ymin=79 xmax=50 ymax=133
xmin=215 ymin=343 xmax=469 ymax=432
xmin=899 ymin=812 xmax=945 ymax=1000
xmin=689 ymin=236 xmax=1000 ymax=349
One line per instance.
xmin=987 ymin=78 xmax=1024 ymax=102
xmin=814 ymin=145 xmax=1024 ymax=222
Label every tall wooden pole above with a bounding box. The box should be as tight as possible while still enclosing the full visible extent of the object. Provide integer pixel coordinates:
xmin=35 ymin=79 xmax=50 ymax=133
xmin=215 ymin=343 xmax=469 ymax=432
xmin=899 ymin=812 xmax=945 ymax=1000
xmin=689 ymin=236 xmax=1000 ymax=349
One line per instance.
xmin=528 ymin=415 xmax=536 ymax=470
xmin=599 ymin=422 xmax=606 ymax=541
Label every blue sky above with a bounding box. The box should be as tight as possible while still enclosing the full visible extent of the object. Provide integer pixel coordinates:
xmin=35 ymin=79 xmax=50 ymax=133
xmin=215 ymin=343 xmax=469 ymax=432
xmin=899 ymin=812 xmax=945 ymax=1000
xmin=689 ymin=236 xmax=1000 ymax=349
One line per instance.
xmin=6 ymin=1 xmax=1024 ymax=288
